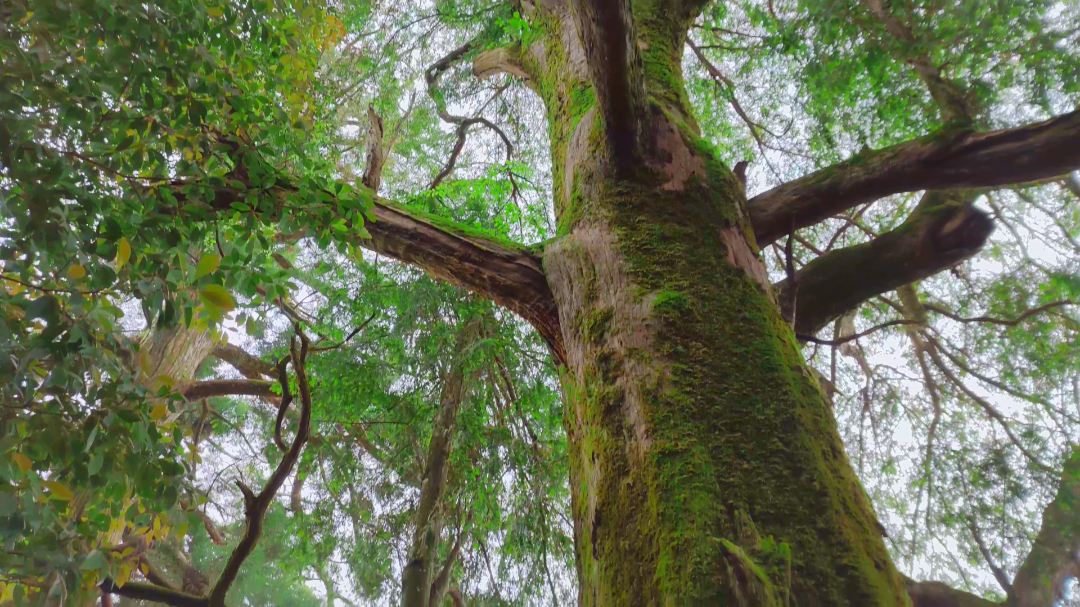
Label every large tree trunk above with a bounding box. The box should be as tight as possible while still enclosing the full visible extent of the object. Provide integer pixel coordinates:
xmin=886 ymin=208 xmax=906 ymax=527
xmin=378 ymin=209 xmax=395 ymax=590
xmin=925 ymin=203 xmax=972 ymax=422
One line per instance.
xmin=496 ymin=4 xmax=908 ymax=603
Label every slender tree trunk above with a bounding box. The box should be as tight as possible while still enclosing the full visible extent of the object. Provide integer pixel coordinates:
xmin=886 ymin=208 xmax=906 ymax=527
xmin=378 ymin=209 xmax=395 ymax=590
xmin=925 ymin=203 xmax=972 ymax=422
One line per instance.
xmin=402 ymin=319 xmax=479 ymax=607
xmin=500 ymin=5 xmax=907 ymax=603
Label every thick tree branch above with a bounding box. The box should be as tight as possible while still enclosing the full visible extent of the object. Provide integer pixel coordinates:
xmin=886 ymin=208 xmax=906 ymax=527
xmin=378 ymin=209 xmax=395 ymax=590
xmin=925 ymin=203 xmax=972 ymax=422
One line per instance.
xmin=366 ymin=199 xmax=563 ymax=362
xmin=749 ymin=109 xmax=1080 ymax=246
xmin=166 ymin=183 xmax=563 ymax=363
xmin=403 ymin=320 xmax=479 ymax=607
xmin=472 ymin=45 xmax=533 ymax=85
xmin=777 ymin=190 xmax=993 ymax=335
xmin=213 ymin=343 xmax=275 ymax=379
xmin=902 ymin=576 xmax=999 ymax=607
xmin=100 ymin=580 xmax=208 ymax=607
xmin=568 ymin=0 xmax=646 ymax=169
xmin=181 ymin=379 xmax=276 ymax=401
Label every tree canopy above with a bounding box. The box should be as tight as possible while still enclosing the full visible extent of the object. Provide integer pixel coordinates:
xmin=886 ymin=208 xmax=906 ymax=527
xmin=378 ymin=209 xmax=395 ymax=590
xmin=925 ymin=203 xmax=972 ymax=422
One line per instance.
xmin=1 ymin=0 xmax=1078 ymax=605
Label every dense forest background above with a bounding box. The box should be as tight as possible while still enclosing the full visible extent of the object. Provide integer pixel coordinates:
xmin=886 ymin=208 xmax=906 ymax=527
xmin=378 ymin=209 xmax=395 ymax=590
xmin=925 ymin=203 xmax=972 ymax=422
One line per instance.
xmin=1 ymin=0 xmax=1078 ymax=604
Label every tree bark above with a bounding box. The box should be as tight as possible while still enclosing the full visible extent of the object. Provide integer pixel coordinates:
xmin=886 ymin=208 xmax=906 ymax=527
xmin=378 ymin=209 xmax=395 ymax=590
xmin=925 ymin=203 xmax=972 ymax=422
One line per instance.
xmin=505 ymin=4 xmax=907 ymax=603
xmin=1010 ymin=447 xmax=1080 ymax=607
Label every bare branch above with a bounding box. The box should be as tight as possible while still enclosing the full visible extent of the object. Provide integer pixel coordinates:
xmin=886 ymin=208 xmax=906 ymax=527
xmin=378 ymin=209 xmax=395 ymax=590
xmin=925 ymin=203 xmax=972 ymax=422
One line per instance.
xmin=796 ymin=319 xmax=922 ymax=346
xmin=924 ymin=300 xmax=1072 ymax=327
xmin=749 ymin=109 xmax=1080 ymax=246
xmin=966 ymin=519 xmax=1013 ymax=595
xmin=922 ymin=338 xmax=1053 ymax=474
xmin=207 ymin=326 xmax=314 ymax=606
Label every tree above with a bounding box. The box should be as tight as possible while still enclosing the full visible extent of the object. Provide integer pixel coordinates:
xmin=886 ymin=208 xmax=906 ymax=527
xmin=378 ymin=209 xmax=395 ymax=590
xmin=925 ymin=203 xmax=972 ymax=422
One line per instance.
xmin=2 ymin=0 xmax=1078 ymax=605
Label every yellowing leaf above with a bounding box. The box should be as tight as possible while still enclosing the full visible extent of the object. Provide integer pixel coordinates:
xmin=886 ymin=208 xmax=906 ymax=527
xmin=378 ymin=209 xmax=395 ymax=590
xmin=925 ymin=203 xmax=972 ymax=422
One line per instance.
xmin=208 ymin=6 xmax=224 ymax=18
xmin=68 ymin=264 xmax=86 ymax=279
xmin=114 ymin=562 xmax=132 ymax=588
xmin=116 ymin=238 xmax=131 ymax=270
xmin=43 ymin=480 xmax=74 ymax=501
xmin=108 ymin=517 xmax=126 ymax=538
xmin=150 ymin=404 xmax=168 ymax=420
xmin=200 ymin=284 xmax=235 ymax=312
xmin=195 ymin=253 xmax=221 ymax=279
xmin=11 ymin=453 xmax=31 ymax=473
xmin=151 ymin=374 xmax=176 ymax=391
xmin=139 ymin=351 xmax=154 ymax=377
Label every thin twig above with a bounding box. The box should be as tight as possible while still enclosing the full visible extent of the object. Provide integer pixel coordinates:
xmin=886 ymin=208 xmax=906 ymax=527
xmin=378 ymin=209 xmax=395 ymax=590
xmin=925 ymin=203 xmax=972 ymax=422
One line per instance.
xmin=797 ymin=319 xmax=923 ymax=345
xmin=924 ymin=300 xmax=1072 ymax=327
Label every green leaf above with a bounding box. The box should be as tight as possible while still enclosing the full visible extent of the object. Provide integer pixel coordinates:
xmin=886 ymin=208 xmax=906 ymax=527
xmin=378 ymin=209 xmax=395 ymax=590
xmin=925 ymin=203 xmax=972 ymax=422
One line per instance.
xmin=200 ymin=284 xmax=236 ymax=311
xmin=88 ymin=452 xmax=104 ymax=476
xmin=195 ymin=254 xmax=221 ymax=279
xmin=80 ymin=550 xmax=107 ymax=571
xmin=116 ymin=238 xmax=132 ymax=270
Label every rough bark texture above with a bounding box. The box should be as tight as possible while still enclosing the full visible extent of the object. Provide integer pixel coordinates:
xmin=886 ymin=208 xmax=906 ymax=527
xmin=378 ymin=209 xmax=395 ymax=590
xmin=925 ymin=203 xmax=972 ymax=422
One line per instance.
xmin=778 ymin=190 xmax=992 ymax=335
xmin=138 ymin=321 xmax=217 ymax=393
xmin=508 ymin=2 xmax=907 ymax=603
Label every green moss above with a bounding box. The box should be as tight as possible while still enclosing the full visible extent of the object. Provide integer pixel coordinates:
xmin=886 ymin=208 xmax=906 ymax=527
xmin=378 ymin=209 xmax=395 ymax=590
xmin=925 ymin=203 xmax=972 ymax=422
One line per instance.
xmin=651 ymin=290 xmax=689 ymax=314
xmin=555 ymin=113 xmax=905 ymax=605
xmin=522 ymin=8 xmax=906 ymax=605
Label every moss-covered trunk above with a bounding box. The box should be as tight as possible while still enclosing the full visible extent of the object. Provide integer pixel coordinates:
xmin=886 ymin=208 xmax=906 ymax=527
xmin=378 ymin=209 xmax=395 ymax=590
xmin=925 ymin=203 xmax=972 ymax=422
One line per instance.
xmin=516 ymin=4 xmax=909 ymax=603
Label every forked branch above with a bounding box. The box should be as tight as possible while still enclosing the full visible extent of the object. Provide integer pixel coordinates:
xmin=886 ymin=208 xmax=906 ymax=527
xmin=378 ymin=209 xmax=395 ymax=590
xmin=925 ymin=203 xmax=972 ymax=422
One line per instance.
xmin=207 ymin=326 xmax=313 ymax=605
xmin=102 ymin=327 xmax=313 ymax=607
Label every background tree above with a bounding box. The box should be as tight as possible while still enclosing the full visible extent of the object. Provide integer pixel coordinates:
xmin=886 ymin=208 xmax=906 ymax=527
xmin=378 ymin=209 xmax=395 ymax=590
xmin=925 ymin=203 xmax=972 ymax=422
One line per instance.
xmin=1 ymin=0 xmax=1078 ymax=605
